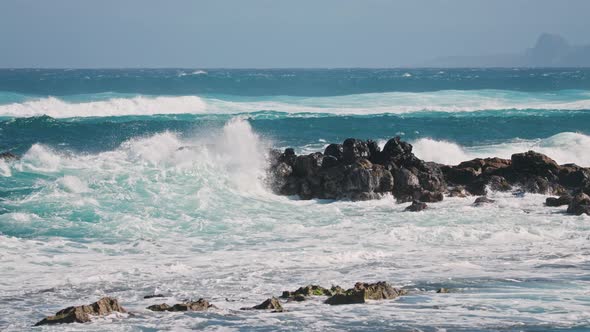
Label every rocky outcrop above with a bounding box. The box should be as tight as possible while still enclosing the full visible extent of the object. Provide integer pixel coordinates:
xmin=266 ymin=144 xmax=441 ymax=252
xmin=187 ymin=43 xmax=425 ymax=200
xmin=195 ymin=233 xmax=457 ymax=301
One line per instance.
xmin=241 ymin=297 xmax=283 ymax=312
xmin=268 ymin=137 xmax=445 ymax=202
xmin=325 ymin=282 xmax=406 ymax=305
xmin=566 ymin=193 xmax=590 ymax=216
xmin=146 ymin=299 xmax=216 ymax=312
xmin=280 ymin=285 xmax=343 ymax=301
xmin=34 ymin=297 xmax=126 ymax=326
xmin=268 ymin=136 xmax=590 ymax=215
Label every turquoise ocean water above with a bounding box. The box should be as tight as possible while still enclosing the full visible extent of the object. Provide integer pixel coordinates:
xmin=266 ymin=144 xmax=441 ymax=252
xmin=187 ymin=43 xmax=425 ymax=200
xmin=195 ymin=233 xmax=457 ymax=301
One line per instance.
xmin=1 ymin=69 xmax=590 ymax=331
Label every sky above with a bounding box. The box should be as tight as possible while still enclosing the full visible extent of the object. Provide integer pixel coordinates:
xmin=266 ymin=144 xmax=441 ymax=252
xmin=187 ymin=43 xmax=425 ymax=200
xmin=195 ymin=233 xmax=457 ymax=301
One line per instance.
xmin=0 ymin=0 xmax=589 ymax=68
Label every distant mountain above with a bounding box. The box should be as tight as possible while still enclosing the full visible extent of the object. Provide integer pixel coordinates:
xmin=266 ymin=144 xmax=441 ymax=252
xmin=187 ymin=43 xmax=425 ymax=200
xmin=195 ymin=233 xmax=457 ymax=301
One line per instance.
xmin=423 ymin=33 xmax=590 ymax=67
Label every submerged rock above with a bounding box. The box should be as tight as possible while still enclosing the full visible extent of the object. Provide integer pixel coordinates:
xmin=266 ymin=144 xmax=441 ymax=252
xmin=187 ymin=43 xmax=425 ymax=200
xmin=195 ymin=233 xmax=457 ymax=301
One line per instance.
xmin=241 ymin=297 xmax=283 ymax=312
xmin=143 ymin=294 xmax=166 ymax=299
xmin=405 ymin=200 xmax=427 ymax=212
xmin=0 ymin=152 xmax=18 ymax=161
xmin=325 ymin=281 xmax=405 ymax=305
xmin=146 ymin=299 xmax=216 ymax=312
xmin=473 ymin=196 xmax=495 ymax=206
xmin=34 ymin=297 xmax=126 ymax=326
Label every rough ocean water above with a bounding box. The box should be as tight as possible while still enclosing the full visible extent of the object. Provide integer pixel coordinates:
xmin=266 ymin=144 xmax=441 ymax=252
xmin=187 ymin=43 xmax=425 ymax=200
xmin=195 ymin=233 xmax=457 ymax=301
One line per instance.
xmin=0 ymin=68 xmax=589 ymax=331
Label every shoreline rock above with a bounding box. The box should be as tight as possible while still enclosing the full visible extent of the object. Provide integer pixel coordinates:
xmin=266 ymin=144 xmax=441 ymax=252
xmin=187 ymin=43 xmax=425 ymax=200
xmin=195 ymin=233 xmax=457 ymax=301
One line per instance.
xmin=325 ymin=281 xmax=406 ymax=305
xmin=268 ymin=136 xmax=590 ymax=216
xmin=146 ymin=299 xmax=216 ymax=312
xmin=34 ymin=297 xmax=126 ymax=326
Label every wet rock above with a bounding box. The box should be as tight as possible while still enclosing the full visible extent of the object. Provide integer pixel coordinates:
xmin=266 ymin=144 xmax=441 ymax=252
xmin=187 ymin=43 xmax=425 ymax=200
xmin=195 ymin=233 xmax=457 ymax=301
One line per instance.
xmin=324 ymin=144 xmax=343 ymax=160
xmin=146 ymin=303 xmax=171 ymax=312
xmin=545 ymin=194 xmax=573 ymax=207
xmin=293 ymin=152 xmax=323 ymax=177
xmin=143 ymin=294 xmax=165 ymax=299
xmin=342 ymin=138 xmax=371 ymax=164
xmin=0 ymin=152 xmax=18 ymax=161
xmin=325 ymin=282 xmax=405 ymax=305
xmin=566 ymin=193 xmax=590 ymax=216
xmin=436 ymin=288 xmax=450 ymax=294
xmin=34 ymin=297 xmax=126 ymax=326
xmin=280 ymin=285 xmax=339 ymax=299
xmin=241 ymin=297 xmax=283 ymax=312
xmin=146 ymin=299 xmax=216 ymax=312
xmin=473 ymin=196 xmax=495 ymax=206
xmin=447 ymin=186 xmax=468 ymax=197
xmin=405 ymin=200 xmax=427 ymax=212
xmin=418 ymin=190 xmax=444 ymax=202
xmin=511 ymin=151 xmax=560 ymax=179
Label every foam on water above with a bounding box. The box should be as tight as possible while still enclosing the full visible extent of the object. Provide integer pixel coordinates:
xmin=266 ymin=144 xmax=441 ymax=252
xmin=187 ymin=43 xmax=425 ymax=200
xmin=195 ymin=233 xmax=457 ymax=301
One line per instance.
xmin=1 ymin=118 xmax=590 ymax=331
xmin=1 ymin=89 xmax=590 ymax=118
xmin=412 ymin=132 xmax=590 ymax=166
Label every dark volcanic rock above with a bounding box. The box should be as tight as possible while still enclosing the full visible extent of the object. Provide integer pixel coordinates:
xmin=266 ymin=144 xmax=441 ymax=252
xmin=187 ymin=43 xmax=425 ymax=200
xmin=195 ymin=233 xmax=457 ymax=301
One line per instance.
xmin=0 ymin=152 xmax=18 ymax=161
xmin=342 ymin=138 xmax=371 ymax=164
xmin=325 ymin=282 xmax=405 ymax=305
xmin=143 ymin=294 xmax=166 ymax=299
xmin=35 ymin=297 xmax=126 ymax=326
xmin=511 ymin=151 xmax=560 ymax=178
xmin=473 ymin=196 xmax=495 ymax=206
xmin=241 ymin=297 xmax=283 ymax=312
xmin=545 ymin=194 xmax=573 ymax=207
xmin=267 ymin=136 xmax=587 ymax=204
xmin=566 ymin=193 xmax=590 ymax=216
xmin=405 ymin=200 xmax=427 ymax=212
xmin=146 ymin=299 xmax=216 ymax=312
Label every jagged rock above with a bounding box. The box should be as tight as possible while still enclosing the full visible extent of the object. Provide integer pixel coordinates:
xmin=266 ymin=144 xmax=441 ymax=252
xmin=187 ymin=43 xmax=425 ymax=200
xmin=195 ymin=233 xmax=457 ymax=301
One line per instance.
xmin=325 ymin=282 xmax=405 ymax=305
xmin=473 ymin=196 xmax=495 ymax=206
xmin=558 ymin=164 xmax=590 ymax=188
xmin=324 ymin=144 xmax=343 ymax=160
xmin=405 ymin=200 xmax=427 ymax=212
xmin=146 ymin=299 xmax=216 ymax=312
xmin=293 ymin=152 xmax=323 ymax=177
xmin=0 ymin=152 xmax=18 ymax=161
xmin=143 ymin=294 xmax=165 ymax=299
xmin=545 ymin=194 xmax=573 ymax=207
xmin=511 ymin=151 xmax=560 ymax=179
xmin=241 ymin=297 xmax=283 ymax=312
xmin=34 ymin=297 xmax=126 ymax=326
xmin=342 ymin=138 xmax=371 ymax=164
xmin=566 ymin=193 xmax=590 ymax=216
xmin=436 ymin=288 xmax=450 ymax=293
xmin=280 ymin=285 xmax=341 ymax=300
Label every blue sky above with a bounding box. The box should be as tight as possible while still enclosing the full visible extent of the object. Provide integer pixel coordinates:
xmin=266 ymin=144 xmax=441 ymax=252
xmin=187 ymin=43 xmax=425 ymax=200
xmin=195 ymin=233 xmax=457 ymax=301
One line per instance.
xmin=1 ymin=0 xmax=589 ymax=68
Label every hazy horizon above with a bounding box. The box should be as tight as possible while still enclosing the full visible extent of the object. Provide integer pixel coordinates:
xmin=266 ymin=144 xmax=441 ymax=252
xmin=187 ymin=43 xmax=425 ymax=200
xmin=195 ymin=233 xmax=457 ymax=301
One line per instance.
xmin=1 ymin=0 xmax=590 ymax=68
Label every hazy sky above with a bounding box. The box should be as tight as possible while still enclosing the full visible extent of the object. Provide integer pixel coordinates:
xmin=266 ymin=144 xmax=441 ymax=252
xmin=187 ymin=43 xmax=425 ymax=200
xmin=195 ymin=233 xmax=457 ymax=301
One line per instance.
xmin=1 ymin=0 xmax=589 ymax=68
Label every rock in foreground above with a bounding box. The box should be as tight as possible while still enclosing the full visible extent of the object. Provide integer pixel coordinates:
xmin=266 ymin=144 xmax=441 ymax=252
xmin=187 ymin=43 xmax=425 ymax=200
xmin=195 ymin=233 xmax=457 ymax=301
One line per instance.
xmin=325 ymin=281 xmax=406 ymax=305
xmin=146 ymin=299 xmax=215 ymax=312
xmin=34 ymin=297 xmax=126 ymax=326
xmin=241 ymin=297 xmax=284 ymax=312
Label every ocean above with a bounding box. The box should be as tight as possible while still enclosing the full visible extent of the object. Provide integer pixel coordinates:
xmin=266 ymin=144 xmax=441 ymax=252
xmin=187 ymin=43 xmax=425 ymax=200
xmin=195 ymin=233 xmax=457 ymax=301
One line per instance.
xmin=0 ymin=68 xmax=589 ymax=331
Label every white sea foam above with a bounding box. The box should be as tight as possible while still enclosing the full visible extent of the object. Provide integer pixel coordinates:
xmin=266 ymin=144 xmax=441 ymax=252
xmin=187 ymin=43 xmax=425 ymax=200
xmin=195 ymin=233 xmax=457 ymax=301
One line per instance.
xmin=1 ymin=90 xmax=590 ymax=118
xmin=412 ymin=132 xmax=590 ymax=166
xmin=0 ymin=95 xmax=207 ymax=118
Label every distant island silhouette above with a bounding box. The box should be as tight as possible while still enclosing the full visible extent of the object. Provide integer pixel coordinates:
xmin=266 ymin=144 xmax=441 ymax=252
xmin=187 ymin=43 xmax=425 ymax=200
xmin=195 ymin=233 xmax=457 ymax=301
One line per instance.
xmin=424 ymin=33 xmax=590 ymax=67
